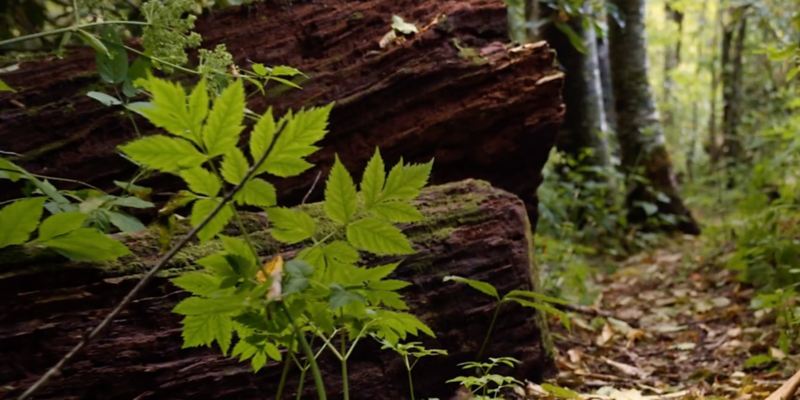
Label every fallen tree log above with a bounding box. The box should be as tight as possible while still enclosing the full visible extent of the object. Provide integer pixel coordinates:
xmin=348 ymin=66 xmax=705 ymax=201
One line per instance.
xmin=0 ymin=0 xmax=564 ymax=227
xmin=0 ymin=179 xmax=554 ymax=399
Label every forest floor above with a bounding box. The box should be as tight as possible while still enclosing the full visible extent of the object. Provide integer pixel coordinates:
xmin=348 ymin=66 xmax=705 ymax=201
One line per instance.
xmin=527 ymin=237 xmax=796 ymax=400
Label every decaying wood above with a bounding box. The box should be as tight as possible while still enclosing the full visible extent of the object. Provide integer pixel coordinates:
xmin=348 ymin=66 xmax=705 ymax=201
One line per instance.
xmin=0 ymin=179 xmax=554 ymax=399
xmin=0 ymin=0 xmax=564 ymax=228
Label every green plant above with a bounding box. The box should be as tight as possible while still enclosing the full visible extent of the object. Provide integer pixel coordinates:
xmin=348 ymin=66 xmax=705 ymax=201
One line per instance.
xmin=381 ymin=340 xmax=448 ymax=400
xmin=442 ymin=275 xmax=569 ymax=360
xmin=447 ymin=357 xmax=522 ymax=400
xmin=117 ymin=75 xmax=436 ymax=399
xmin=0 ymin=157 xmax=150 ymax=261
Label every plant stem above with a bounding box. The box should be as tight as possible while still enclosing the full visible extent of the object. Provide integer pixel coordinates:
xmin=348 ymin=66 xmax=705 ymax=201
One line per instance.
xmin=276 ymin=349 xmax=294 ymax=400
xmin=405 ymin=356 xmax=416 ymax=400
xmin=476 ymin=302 xmax=503 ymax=360
xmin=341 ymin=335 xmax=350 ymax=400
xmin=0 ymin=21 xmax=148 ymax=47
xmin=295 ymin=367 xmax=308 ymax=400
xmin=282 ymin=304 xmax=327 ymax=400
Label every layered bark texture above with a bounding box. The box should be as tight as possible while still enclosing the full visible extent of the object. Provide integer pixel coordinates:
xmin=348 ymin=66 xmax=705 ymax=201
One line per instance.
xmin=0 ymin=179 xmax=553 ymax=399
xmin=609 ymin=0 xmax=700 ymax=234
xmin=0 ymin=0 xmax=564 ymax=226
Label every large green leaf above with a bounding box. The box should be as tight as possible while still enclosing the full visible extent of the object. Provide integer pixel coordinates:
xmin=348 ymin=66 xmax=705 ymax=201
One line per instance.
xmin=128 ymin=77 xmax=196 ymax=142
xmin=382 ymin=159 xmax=433 ymax=201
xmin=119 ymin=135 xmax=206 ymax=173
xmin=346 ymin=217 xmax=414 ymax=255
xmin=172 ymin=272 xmax=222 ymax=296
xmin=361 ymin=148 xmax=386 ymax=208
xmin=221 ymin=148 xmax=250 ymax=185
xmin=191 ymin=198 xmax=234 ymax=242
xmin=324 ymin=155 xmax=358 ymax=225
xmin=370 ymin=201 xmax=424 ymax=222
xmin=38 ymin=212 xmax=87 ymax=241
xmin=234 ymin=178 xmax=276 ymax=207
xmin=266 ymin=207 xmax=316 ymax=244
xmin=203 ymin=80 xmax=245 ymax=157
xmin=263 ymin=105 xmax=332 ymax=177
xmin=41 ymin=228 xmax=130 ymax=261
xmin=180 ymin=314 xmax=233 ymax=355
xmin=249 ymin=109 xmax=276 ymax=168
xmin=180 ymin=167 xmax=221 ymax=196
xmin=0 ymin=197 xmax=45 ymax=248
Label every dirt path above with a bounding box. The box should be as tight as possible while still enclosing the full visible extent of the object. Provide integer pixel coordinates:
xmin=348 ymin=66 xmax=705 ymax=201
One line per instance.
xmin=528 ymin=237 xmax=796 ymax=399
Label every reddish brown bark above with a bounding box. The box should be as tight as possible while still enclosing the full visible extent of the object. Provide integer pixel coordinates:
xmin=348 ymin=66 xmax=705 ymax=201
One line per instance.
xmin=0 ymin=0 xmax=563 ymax=227
xmin=0 ymin=179 xmax=553 ymax=399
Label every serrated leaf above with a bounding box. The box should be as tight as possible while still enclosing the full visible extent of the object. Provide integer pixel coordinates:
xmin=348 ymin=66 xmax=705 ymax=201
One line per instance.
xmin=38 ymin=212 xmax=87 ymax=241
xmin=329 ymin=285 xmax=366 ymax=309
xmin=382 ymin=159 xmax=432 ymax=201
xmin=267 ymin=207 xmax=316 ymax=244
xmin=188 ymin=78 xmax=209 ymax=138
xmin=173 ymin=295 xmax=245 ymax=316
xmin=181 ymin=167 xmax=221 ymax=196
xmin=324 ymin=155 xmax=358 ymax=225
xmin=234 ymin=178 xmax=276 ymax=207
xmin=249 ymin=108 xmax=276 ymax=167
xmin=41 ymin=228 xmax=130 ymax=261
xmin=221 ymin=148 xmax=250 ymax=184
xmin=120 ymin=135 xmax=206 ymax=173
xmin=128 ymin=77 xmax=198 ymax=143
xmin=361 ymin=148 xmax=386 ymax=208
xmin=0 ymin=198 xmax=45 ymax=248
xmin=203 ymin=80 xmax=245 ymax=157
xmin=263 ymin=105 xmax=332 ymax=177
xmin=172 ymin=272 xmax=222 ymax=296
xmin=191 ymin=198 xmax=234 ymax=242
xmin=443 ymin=275 xmax=499 ymax=299
xmin=181 ymin=314 xmax=233 ymax=355
xmin=346 ymin=217 xmax=413 ymax=255
xmin=371 ymin=201 xmax=423 ymax=222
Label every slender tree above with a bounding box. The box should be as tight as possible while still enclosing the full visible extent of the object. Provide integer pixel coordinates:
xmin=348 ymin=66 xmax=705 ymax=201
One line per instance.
xmin=720 ymin=4 xmax=749 ymax=161
xmin=545 ymin=0 xmax=610 ymax=166
xmin=608 ymin=0 xmax=700 ymax=234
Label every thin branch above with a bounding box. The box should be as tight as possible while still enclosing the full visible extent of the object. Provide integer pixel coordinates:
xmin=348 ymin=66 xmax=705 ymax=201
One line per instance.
xmin=301 ymin=170 xmax=323 ymax=205
xmin=18 ymin=123 xmax=286 ymax=400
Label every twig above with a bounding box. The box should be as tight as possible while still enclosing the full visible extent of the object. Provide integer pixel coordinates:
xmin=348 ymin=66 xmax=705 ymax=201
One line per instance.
xmin=766 ymin=369 xmax=800 ymax=400
xmin=301 ymin=170 xmax=323 ymax=205
xmin=18 ymin=125 xmax=285 ymax=400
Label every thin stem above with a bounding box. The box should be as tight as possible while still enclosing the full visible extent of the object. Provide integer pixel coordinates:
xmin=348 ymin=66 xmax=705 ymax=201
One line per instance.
xmin=341 ymin=334 xmax=350 ymax=400
xmin=18 ymin=123 xmax=287 ymax=400
xmin=405 ymin=356 xmax=416 ymax=400
xmin=476 ymin=302 xmax=503 ymax=360
xmin=295 ymin=367 xmax=308 ymax=400
xmin=276 ymin=348 xmax=294 ymax=399
xmin=71 ymin=0 xmax=80 ymax=23
xmin=0 ymin=21 xmax=148 ymax=47
xmin=281 ymin=304 xmax=327 ymax=400
xmin=0 ymin=168 xmax=103 ymax=191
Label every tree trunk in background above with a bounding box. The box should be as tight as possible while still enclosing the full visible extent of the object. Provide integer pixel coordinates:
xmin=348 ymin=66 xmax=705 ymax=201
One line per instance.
xmin=0 ymin=180 xmax=554 ymax=399
xmin=721 ymin=6 xmax=748 ymax=161
xmin=544 ymin=1 xmax=610 ymax=166
xmin=608 ymin=0 xmax=700 ymax=234
xmin=597 ymin=31 xmax=618 ymax=138
xmin=707 ymin=3 xmax=723 ymax=164
xmin=662 ymin=2 xmax=684 ymax=130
